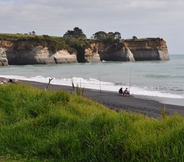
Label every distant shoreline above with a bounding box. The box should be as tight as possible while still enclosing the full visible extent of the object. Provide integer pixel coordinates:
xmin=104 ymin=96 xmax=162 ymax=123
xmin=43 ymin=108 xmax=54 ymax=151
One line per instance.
xmin=1 ymin=78 xmax=183 ymax=119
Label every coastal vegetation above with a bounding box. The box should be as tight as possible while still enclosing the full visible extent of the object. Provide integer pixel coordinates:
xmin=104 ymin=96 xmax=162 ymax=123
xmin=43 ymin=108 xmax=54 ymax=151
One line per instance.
xmin=0 ymin=27 xmax=123 ymax=54
xmin=0 ymin=33 xmax=76 ymax=54
xmin=0 ymin=84 xmax=184 ymax=161
xmin=1 ymin=28 xmax=169 ymax=64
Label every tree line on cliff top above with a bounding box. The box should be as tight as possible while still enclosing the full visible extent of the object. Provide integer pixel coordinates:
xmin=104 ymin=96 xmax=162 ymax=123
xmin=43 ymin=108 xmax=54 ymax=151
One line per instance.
xmin=63 ymin=27 xmax=122 ymax=41
xmin=0 ymin=27 xmax=126 ymax=53
xmin=62 ymin=27 xmax=123 ymax=52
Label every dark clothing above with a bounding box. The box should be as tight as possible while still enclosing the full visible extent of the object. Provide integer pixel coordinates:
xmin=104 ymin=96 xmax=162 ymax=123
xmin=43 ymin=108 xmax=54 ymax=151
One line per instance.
xmin=119 ymin=88 xmax=123 ymax=94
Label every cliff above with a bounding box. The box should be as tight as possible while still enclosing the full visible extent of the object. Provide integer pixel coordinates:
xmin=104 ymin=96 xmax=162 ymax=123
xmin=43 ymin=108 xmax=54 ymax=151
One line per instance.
xmin=0 ymin=40 xmax=78 ymax=65
xmin=123 ymin=38 xmax=170 ymax=61
xmin=97 ymin=38 xmax=169 ymax=61
xmin=84 ymin=43 xmax=100 ymax=62
xmin=97 ymin=42 xmax=135 ymax=61
xmin=0 ymin=47 xmax=8 ymax=66
xmin=0 ymin=35 xmax=169 ymax=66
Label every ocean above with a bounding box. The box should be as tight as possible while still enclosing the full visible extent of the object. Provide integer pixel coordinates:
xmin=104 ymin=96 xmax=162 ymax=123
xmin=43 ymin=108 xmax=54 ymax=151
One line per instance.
xmin=0 ymin=54 xmax=184 ymax=106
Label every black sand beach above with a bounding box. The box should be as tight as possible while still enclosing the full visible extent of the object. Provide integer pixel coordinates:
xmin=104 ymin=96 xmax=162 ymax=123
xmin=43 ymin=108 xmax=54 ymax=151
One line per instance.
xmin=1 ymin=78 xmax=184 ymax=119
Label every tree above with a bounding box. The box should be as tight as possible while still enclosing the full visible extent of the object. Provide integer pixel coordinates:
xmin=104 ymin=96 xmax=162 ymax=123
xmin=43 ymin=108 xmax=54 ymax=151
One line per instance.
xmin=32 ymin=31 xmax=36 ymax=35
xmin=114 ymin=32 xmax=121 ymax=39
xmin=105 ymin=32 xmax=115 ymax=43
xmin=92 ymin=31 xmax=107 ymax=41
xmin=28 ymin=31 xmax=36 ymax=35
xmin=132 ymin=36 xmax=137 ymax=40
xmin=92 ymin=31 xmax=122 ymax=41
xmin=63 ymin=27 xmax=87 ymax=39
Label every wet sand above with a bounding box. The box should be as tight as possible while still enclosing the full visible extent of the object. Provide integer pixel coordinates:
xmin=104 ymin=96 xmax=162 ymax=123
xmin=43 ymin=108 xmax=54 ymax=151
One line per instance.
xmin=1 ymin=78 xmax=184 ymax=119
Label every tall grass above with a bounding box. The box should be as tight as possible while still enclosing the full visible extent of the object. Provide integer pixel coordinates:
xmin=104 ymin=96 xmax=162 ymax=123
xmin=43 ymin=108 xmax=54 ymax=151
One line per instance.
xmin=71 ymin=79 xmax=83 ymax=96
xmin=0 ymin=84 xmax=184 ymax=161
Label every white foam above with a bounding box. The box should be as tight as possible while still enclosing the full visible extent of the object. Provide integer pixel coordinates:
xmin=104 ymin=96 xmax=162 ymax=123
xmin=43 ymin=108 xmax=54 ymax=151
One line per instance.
xmin=1 ymin=75 xmax=184 ymax=100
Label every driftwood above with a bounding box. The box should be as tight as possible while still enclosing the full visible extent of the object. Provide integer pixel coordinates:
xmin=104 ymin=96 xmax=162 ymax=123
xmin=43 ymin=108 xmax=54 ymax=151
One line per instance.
xmin=45 ymin=78 xmax=53 ymax=90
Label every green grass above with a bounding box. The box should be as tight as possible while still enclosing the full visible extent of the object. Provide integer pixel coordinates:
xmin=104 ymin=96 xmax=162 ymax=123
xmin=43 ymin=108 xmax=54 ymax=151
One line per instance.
xmin=0 ymin=84 xmax=184 ymax=161
xmin=0 ymin=33 xmax=76 ymax=54
xmin=0 ymin=33 xmax=93 ymax=55
xmin=0 ymin=33 xmax=42 ymax=40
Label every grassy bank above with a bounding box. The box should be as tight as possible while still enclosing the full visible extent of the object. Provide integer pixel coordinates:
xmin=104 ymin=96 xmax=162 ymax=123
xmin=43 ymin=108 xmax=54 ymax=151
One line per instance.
xmin=0 ymin=84 xmax=184 ymax=161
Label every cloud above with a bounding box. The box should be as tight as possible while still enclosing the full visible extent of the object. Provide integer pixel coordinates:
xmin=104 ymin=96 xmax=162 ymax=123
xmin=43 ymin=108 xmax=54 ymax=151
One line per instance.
xmin=0 ymin=0 xmax=184 ymax=54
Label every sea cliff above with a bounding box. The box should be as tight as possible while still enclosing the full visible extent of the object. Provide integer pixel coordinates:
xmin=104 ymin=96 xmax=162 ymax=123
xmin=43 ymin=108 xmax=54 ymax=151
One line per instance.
xmin=98 ymin=38 xmax=169 ymax=61
xmin=123 ymin=38 xmax=169 ymax=61
xmin=0 ymin=35 xmax=169 ymax=66
xmin=0 ymin=40 xmax=77 ymax=65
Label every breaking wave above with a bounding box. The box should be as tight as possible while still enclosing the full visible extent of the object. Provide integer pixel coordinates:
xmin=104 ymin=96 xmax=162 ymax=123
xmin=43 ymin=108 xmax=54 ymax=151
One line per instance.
xmin=1 ymin=75 xmax=184 ymax=101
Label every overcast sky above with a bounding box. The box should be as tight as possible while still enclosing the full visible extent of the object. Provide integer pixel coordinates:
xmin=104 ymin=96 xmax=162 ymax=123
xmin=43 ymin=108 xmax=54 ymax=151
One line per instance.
xmin=0 ymin=0 xmax=183 ymax=54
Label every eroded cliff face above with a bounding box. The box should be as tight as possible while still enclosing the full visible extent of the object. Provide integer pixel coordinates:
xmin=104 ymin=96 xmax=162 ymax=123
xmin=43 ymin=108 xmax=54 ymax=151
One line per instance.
xmin=97 ymin=38 xmax=169 ymax=61
xmin=0 ymin=41 xmax=11 ymax=66
xmin=97 ymin=42 xmax=135 ymax=61
xmin=0 ymin=37 xmax=170 ymax=66
xmin=84 ymin=43 xmax=100 ymax=62
xmin=0 ymin=40 xmax=78 ymax=65
xmin=123 ymin=38 xmax=170 ymax=61
xmin=0 ymin=47 xmax=8 ymax=66
xmin=0 ymin=40 xmax=101 ymax=65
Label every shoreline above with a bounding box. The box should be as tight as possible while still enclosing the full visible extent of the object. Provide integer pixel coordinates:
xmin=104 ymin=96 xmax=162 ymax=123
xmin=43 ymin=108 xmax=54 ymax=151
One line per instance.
xmin=1 ymin=78 xmax=184 ymax=119
xmin=134 ymin=94 xmax=184 ymax=107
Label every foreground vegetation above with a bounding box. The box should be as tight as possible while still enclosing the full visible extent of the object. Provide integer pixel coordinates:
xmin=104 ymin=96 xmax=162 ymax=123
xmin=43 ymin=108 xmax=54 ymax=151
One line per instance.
xmin=0 ymin=84 xmax=184 ymax=161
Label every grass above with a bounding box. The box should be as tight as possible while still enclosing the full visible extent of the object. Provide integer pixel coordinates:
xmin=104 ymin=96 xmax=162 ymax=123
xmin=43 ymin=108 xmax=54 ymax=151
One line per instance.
xmin=0 ymin=33 xmax=92 ymax=55
xmin=0 ymin=33 xmax=76 ymax=54
xmin=0 ymin=84 xmax=184 ymax=161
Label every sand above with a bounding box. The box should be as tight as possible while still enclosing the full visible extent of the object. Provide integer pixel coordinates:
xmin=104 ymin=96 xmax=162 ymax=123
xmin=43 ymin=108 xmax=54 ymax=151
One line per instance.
xmin=1 ymin=78 xmax=184 ymax=119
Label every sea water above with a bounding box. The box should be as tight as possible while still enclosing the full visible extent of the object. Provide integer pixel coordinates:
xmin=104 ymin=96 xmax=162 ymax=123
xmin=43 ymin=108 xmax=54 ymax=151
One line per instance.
xmin=0 ymin=54 xmax=184 ymax=106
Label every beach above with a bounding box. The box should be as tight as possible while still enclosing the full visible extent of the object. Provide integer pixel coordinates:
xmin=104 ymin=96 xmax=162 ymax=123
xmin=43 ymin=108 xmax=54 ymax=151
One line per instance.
xmin=11 ymin=79 xmax=184 ymax=119
xmin=0 ymin=55 xmax=184 ymax=107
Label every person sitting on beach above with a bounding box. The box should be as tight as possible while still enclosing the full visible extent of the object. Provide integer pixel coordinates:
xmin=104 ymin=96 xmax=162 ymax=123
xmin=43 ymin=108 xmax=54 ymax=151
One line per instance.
xmin=119 ymin=87 xmax=123 ymax=95
xmin=124 ymin=88 xmax=130 ymax=96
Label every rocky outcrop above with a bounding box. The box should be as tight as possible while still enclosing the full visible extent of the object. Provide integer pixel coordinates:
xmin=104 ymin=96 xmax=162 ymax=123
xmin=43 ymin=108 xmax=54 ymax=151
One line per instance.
xmin=30 ymin=46 xmax=77 ymax=64
xmin=52 ymin=50 xmax=77 ymax=64
xmin=123 ymin=38 xmax=170 ymax=61
xmin=0 ymin=40 xmax=77 ymax=65
xmin=0 ymin=39 xmax=101 ymax=65
xmin=98 ymin=42 xmax=135 ymax=61
xmin=0 ymin=37 xmax=170 ymax=66
xmin=97 ymin=37 xmax=169 ymax=61
xmin=84 ymin=43 xmax=100 ymax=62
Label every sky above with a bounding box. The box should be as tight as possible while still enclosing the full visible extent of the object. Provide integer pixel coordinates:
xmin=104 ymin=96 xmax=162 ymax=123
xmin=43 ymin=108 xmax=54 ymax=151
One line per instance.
xmin=0 ymin=0 xmax=184 ymax=54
